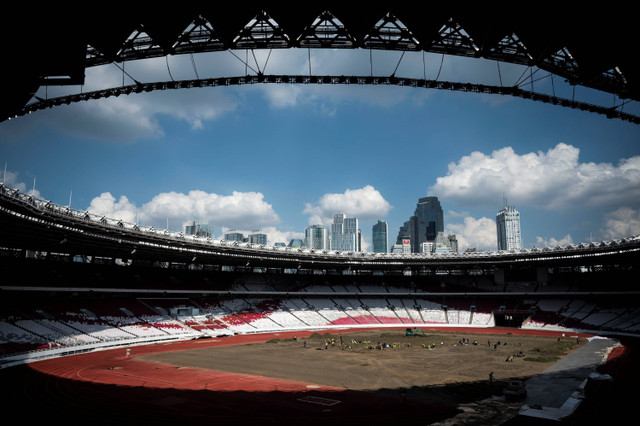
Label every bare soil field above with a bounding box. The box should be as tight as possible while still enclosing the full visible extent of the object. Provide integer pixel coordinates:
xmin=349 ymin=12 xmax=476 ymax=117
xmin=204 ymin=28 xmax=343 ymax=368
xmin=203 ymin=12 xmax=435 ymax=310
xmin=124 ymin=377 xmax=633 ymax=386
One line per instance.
xmin=4 ymin=328 xmax=633 ymax=425
xmin=140 ymin=329 xmax=585 ymax=404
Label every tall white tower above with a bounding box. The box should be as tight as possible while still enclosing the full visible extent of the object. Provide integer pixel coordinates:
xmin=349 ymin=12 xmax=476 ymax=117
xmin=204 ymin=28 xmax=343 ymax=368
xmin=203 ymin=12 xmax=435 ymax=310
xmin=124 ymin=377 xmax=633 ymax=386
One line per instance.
xmin=305 ymin=224 xmax=329 ymax=250
xmin=496 ymin=204 xmax=522 ymax=251
xmin=330 ymin=213 xmax=360 ymax=252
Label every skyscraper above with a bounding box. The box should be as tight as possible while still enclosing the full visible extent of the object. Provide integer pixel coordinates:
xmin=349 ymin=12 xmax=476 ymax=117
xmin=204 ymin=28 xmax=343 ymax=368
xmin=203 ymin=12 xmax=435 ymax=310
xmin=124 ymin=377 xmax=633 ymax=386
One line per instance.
xmin=397 ymin=196 xmax=444 ymax=253
xmin=330 ymin=213 xmax=360 ymax=252
xmin=224 ymin=231 xmax=244 ymax=242
xmin=496 ymin=205 xmax=522 ymax=250
xmin=249 ymin=233 xmax=267 ymax=245
xmin=372 ymin=220 xmax=388 ymax=253
xmin=416 ymin=196 xmax=444 ymax=242
xmin=305 ymin=224 xmax=329 ymax=250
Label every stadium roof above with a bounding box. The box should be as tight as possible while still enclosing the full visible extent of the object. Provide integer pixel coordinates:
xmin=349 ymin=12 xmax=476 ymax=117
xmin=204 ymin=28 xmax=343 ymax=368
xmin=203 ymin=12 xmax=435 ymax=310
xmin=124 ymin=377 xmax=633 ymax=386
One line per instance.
xmin=2 ymin=6 xmax=638 ymax=121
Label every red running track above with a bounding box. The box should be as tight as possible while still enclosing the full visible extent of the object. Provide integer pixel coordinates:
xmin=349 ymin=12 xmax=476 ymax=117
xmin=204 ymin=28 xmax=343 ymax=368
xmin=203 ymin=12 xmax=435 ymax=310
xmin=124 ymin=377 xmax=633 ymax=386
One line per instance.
xmin=8 ymin=327 xmax=599 ymax=425
xmin=30 ymin=326 xmax=591 ymax=389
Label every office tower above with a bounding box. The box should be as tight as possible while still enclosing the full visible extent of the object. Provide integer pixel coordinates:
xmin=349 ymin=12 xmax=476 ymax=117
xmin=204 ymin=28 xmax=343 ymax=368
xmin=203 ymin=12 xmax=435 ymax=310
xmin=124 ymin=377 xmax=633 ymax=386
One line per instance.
xmin=372 ymin=220 xmax=388 ymax=253
xmin=185 ymin=221 xmax=214 ymax=238
xmin=305 ymin=224 xmax=329 ymax=250
xmin=224 ymin=231 xmax=244 ymax=242
xmin=416 ymin=196 xmax=444 ymax=242
xmin=396 ymin=196 xmax=444 ymax=253
xmin=249 ymin=233 xmax=267 ymax=245
xmin=496 ymin=205 xmax=522 ymax=250
xmin=330 ymin=213 xmax=360 ymax=252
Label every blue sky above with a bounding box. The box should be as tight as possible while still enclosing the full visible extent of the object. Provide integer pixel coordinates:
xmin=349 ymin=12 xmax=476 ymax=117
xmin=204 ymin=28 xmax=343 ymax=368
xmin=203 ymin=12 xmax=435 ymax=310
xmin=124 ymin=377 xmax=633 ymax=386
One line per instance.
xmin=1 ymin=49 xmax=639 ymax=251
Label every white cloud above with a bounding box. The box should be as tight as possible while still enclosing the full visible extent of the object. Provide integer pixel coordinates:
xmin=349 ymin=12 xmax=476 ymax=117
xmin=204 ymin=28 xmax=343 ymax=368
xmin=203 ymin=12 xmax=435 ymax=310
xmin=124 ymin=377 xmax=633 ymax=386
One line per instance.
xmin=446 ymin=216 xmax=497 ymax=251
xmin=24 ymin=62 xmax=240 ymax=141
xmin=303 ymin=185 xmax=391 ymax=225
xmin=85 ymin=190 xmax=304 ymax=246
xmin=535 ymin=234 xmax=574 ymax=247
xmin=430 ymin=143 xmax=640 ymax=210
xmin=87 ymin=192 xmax=139 ymax=223
xmin=1 ymin=169 xmax=41 ymax=198
xmin=52 ymin=88 xmax=238 ymax=140
xmin=220 ymin=226 xmax=304 ymax=247
xmin=446 ymin=209 xmax=470 ymax=218
xmin=600 ymin=207 xmax=640 ymax=239
xmin=86 ymin=189 xmax=280 ymax=231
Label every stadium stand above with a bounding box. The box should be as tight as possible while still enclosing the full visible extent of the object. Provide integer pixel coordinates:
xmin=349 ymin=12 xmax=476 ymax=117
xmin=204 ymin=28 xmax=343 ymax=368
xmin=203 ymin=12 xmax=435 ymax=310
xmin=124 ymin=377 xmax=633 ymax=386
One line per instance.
xmin=1 ymin=184 xmax=639 ymax=367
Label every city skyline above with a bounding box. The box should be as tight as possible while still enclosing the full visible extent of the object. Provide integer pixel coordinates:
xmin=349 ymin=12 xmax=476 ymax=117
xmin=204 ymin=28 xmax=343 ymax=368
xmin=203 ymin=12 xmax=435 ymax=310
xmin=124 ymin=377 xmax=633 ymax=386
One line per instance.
xmin=1 ymin=49 xmax=639 ymax=251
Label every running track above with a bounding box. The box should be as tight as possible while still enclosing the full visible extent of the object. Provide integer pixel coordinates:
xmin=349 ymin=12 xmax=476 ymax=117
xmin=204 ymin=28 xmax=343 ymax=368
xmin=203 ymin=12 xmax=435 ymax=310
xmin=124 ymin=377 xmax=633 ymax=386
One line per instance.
xmin=2 ymin=327 xmax=620 ymax=425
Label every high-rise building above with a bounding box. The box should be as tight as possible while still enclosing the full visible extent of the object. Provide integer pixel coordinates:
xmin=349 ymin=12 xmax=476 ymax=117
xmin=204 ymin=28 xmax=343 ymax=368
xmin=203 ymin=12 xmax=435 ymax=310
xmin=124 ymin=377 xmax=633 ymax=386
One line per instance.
xmin=330 ymin=213 xmax=360 ymax=252
xmin=249 ymin=233 xmax=267 ymax=245
xmin=224 ymin=231 xmax=244 ymax=242
xmin=496 ymin=205 xmax=522 ymax=250
xmin=372 ymin=220 xmax=388 ymax=253
xmin=185 ymin=221 xmax=214 ymax=238
xmin=305 ymin=225 xmax=329 ymax=250
xmin=416 ymin=196 xmax=444 ymax=242
xmin=397 ymin=196 xmax=444 ymax=253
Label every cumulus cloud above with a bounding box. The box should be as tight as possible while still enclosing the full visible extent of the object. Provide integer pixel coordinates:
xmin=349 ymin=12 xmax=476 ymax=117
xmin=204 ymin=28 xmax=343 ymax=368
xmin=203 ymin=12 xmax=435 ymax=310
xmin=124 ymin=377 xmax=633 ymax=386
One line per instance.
xmin=430 ymin=143 xmax=640 ymax=210
xmin=600 ymin=207 xmax=640 ymax=240
xmin=535 ymin=234 xmax=574 ymax=247
xmin=86 ymin=189 xmax=280 ymax=231
xmin=40 ymin=88 xmax=239 ymax=141
xmin=24 ymin=62 xmax=240 ymax=141
xmin=219 ymin=226 xmax=304 ymax=247
xmin=0 ymin=170 xmax=41 ymax=198
xmin=445 ymin=216 xmax=497 ymax=251
xmin=87 ymin=193 xmax=139 ymax=223
xmin=303 ymin=185 xmax=392 ymax=225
